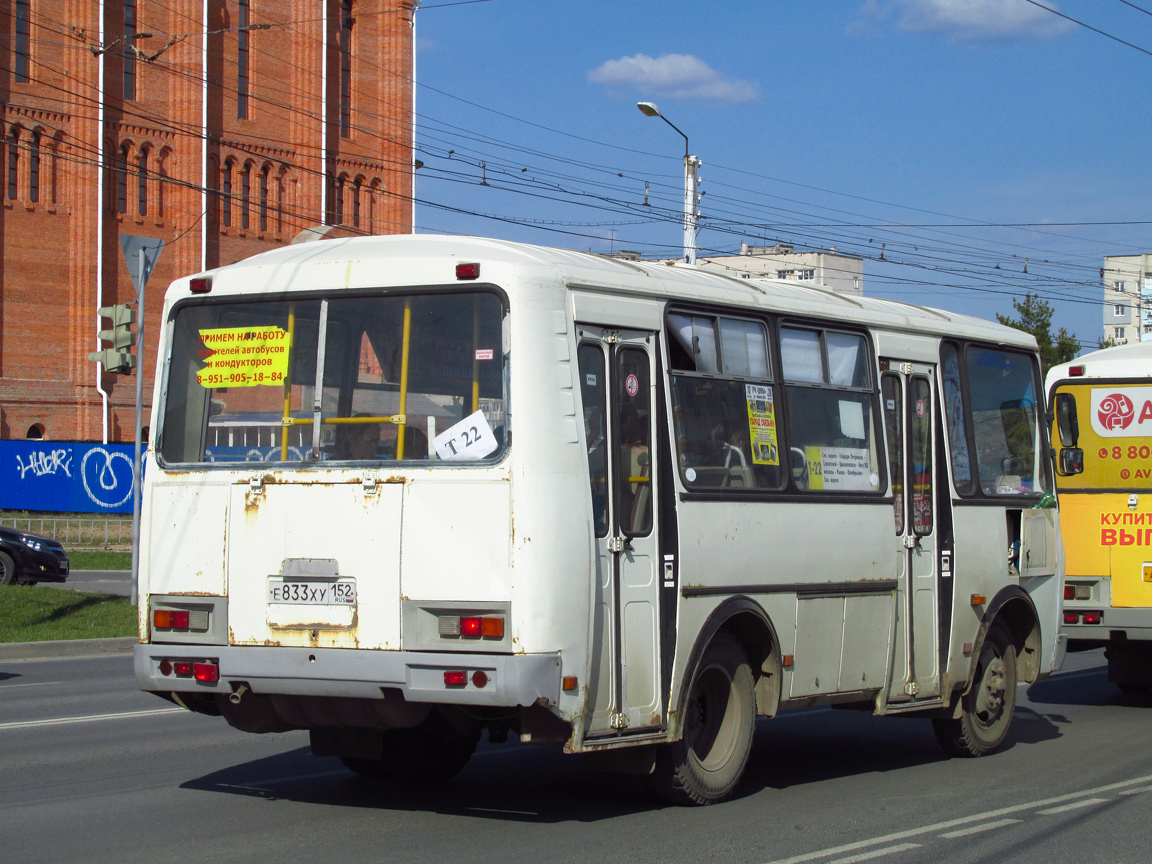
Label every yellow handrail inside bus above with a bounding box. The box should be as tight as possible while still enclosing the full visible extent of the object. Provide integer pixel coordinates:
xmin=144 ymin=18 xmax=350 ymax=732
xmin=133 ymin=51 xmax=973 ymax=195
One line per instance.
xmin=279 ymin=304 xmax=295 ymax=461
xmin=396 ymin=299 xmax=412 ymax=460
xmin=472 ymin=296 xmax=480 ymax=414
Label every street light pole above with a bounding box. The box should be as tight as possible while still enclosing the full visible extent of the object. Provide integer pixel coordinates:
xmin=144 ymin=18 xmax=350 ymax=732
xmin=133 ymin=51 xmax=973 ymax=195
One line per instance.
xmin=637 ymin=101 xmax=699 ymax=264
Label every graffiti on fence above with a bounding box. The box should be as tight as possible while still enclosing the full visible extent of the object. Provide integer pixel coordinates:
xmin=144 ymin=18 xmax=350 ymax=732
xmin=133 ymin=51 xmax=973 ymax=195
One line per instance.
xmin=14 ymin=448 xmax=73 ymax=479
xmin=2 ymin=440 xmax=143 ymax=514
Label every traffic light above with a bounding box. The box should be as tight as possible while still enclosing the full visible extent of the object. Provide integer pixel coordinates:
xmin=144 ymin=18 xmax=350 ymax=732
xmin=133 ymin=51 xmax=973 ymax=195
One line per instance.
xmin=88 ymin=303 xmax=136 ymax=374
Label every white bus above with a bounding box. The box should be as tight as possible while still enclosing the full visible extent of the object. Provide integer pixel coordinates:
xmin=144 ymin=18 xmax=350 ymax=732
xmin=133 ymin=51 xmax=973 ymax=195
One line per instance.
xmin=1047 ymin=341 xmax=1152 ymax=691
xmin=136 ymin=235 xmax=1064 ymax=805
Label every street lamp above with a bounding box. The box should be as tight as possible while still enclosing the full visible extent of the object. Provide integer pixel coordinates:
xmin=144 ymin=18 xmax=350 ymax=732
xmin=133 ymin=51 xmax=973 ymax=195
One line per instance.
xmin=637 ymin=101 xmax=700 ymax=264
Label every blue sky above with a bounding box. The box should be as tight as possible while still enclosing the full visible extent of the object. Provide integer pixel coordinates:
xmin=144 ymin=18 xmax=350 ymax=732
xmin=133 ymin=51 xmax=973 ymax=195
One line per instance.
xmin=410 ymin=0 xmax=1152 ymax=347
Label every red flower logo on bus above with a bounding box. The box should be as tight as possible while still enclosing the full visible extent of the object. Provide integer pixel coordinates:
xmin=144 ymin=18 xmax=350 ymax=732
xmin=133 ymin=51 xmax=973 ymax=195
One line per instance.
xmin=1098 ymin=393 xmax=1136 ymax=431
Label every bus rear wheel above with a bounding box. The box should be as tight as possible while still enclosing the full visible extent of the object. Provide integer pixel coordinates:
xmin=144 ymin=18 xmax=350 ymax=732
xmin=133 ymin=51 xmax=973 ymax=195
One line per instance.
xmin=933 ymin=622 xmax=1017 ymax=757
xmin=649 ymin=631 xmax=756 ymax=806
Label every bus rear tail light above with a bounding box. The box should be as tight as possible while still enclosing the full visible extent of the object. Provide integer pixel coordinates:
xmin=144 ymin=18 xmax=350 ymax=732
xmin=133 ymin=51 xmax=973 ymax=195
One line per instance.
xmin=1082 ymin=611 xmax=1103 ymax=625
xmin=153 ymin=608 xmax=209 ymax=632
xmin=154 ymin=609 xmax=190 ymax=630
xmin=456 ymin=263 xmax=480 ymax=281
xmin=193 ymin=661 xmax=219 ymax=683
xmin=1064 ymin=612 xmax=1080 ymax=625
xmin=1069 ymin=365 xmax=1085 ymax=377
xmin=444 ymin=670 xmax=467 ymax=687
xmin=439 ymin=615 xmax=505 ymax=639
xmin=189 ymin=277 xmax=212 ymax=294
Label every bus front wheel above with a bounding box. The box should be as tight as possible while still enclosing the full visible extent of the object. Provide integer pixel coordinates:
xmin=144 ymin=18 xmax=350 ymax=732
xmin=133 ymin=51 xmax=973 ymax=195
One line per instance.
xmin=649 ymin=631 xmax=756 ymax=806
xmin=933 ymin=622 xmax=1017 ymax=757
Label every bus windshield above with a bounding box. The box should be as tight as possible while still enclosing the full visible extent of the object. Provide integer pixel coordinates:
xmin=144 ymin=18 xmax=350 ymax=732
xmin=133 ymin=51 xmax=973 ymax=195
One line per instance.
xmin=158 ymin=290 xmax=507 ymax=466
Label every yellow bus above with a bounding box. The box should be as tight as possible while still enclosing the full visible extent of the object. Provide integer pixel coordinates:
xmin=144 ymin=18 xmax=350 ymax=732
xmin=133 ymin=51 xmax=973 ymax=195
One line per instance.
xmin=1047 ymin=341 xmax=1152 ymax=692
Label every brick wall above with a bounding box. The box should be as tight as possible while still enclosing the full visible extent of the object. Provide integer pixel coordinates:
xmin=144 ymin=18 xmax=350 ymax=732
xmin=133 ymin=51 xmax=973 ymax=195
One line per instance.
xmin=0 ymin=0 xmax=415 ymax=443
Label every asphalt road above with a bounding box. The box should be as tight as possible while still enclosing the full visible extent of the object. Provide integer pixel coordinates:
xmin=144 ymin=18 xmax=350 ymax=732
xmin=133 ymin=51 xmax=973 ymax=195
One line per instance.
xmin=1 ymin=647 xmax=1149 ymax=864
xmin=38 ymin=570 xmax=131 ymax=596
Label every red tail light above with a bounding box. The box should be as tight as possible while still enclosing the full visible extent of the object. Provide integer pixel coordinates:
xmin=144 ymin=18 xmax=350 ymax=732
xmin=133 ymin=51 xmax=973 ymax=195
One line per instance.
xmin=456 ymin=263 xmax=480 ymax=280
xmin=1082 ymin=611 xmax=1102 ymax=625
xmin=1064 ymin=612 xmax=1080 ymax=625
xmin=1064 ymin=586 xmax=1075 ymax=601
xmin=444 ymin=670 xmax=467 ymax=686
xmin=193 ymin=661 xmax=219 ymax=683
xmin=173 ymin=661 xmax=194 ymax=677
xmin=189 ymin=277 xmax=212 ymax=294
xmin=1069 ymin=365 xmax=1084 ymax=377
xmin=459 ymin=617 xmax=482 ymax=637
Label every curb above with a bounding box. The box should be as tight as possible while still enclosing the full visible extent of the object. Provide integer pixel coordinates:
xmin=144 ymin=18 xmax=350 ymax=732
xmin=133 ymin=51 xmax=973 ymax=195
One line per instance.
xmin=0 ymin=636 xmax=137 ymax=662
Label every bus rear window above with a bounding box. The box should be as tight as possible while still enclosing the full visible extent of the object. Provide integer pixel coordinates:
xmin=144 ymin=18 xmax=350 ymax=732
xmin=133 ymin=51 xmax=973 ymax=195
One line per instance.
xmin=159 ymin=291 xmax=507 ymax=466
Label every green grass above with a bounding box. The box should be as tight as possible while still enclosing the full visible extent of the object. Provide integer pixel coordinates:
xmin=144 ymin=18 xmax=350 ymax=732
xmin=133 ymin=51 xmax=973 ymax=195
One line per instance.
xmin=69 ymin=550 xmax=132 ymax=570
xmin=0 ymin=587 xmax=137 ymax=643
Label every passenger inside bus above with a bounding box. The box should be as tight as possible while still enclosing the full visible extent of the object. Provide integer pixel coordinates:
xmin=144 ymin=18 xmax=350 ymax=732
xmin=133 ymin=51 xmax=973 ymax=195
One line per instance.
xmin=335 ymin=419 xmax=382 ymax=460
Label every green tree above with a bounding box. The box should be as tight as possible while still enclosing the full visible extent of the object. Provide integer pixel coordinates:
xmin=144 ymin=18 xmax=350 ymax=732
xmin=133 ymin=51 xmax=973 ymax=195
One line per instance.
xmin=996 ymin=292 xmax=1080 ymax=377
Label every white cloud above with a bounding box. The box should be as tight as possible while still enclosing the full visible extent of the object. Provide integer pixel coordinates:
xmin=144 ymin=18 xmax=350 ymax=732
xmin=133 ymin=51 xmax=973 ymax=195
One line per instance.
xmin=588 ymin=53 xmax=759 ymax=102
xmin=853 ymin=0 xmax=1074 ymax=40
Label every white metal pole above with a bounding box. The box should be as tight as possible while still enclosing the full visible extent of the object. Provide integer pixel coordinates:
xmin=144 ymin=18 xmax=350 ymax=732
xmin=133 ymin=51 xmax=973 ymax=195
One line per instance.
xmin=130 ymin=247 xmax=145 ymax=606
xmin=684 ymin=155 xmax=699 ymax=265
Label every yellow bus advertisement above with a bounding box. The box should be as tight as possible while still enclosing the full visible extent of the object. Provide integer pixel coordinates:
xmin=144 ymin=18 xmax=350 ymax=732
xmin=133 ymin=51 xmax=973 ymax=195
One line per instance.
xmin=1051 ymin=381 xmax=1152 ymax=609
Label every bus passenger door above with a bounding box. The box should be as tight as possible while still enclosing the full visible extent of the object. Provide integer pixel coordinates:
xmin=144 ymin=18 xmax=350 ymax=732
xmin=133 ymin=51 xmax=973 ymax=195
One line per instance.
xmin=578 ymin=328 xmax=663 ymax=737
xmin=882 ymin=363 xmax=942 ymax=702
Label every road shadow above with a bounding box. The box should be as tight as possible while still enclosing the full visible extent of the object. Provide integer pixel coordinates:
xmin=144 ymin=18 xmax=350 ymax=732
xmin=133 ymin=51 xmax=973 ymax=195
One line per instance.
xmin=1027 ymin=662 xmax=1152 ymax=708
xmin=0 ymin=671 xmax=21 ymax=682
xmin=181 ymin=701 xmax=1065 ymax=815
xmin=181 ymin=741 xmax=664 ymax=822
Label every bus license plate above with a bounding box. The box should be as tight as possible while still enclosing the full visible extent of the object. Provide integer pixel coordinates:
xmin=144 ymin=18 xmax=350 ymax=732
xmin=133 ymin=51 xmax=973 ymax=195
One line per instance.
xmin=267 ymin=578 xmax=357 ymax=606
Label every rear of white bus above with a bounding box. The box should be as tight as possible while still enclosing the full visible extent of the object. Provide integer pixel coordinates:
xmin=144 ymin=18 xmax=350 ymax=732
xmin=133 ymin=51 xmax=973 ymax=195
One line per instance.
xmin=133 ymin=253 xmax=578 ymax=777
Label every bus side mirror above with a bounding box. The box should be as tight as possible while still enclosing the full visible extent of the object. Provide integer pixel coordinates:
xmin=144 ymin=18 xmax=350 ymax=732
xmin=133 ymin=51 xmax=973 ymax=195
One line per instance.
xmin=1055 ymin=392 xmax=1079 ymax=448
xmin=1059 ymin=447 xmax=1084 ymax=476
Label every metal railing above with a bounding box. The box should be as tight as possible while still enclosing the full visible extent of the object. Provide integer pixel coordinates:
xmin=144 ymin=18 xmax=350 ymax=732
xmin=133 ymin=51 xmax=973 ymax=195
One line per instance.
xmin=4 ymin=517 xmax=133 ymax=551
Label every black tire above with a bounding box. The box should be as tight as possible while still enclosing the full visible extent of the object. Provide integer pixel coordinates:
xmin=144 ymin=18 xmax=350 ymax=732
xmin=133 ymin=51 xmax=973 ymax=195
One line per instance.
xmin=649 ymin=631 xmax=756 ymax=806
xmin=0 ymin=551 xmax=16 ymax=586
xmin=933 ymin=623 xmax=1017 ymax=757
xmin=341 ymin=723 xmax=478 ymax=783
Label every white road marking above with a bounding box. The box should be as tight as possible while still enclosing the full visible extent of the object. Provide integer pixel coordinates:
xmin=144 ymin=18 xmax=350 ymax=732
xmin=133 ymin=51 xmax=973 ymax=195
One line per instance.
xmin=0 ymin=680 xmax=65 ymax=689
xmin=939 ymin=818 xmax=1022 ymax=839
xmin=827 ymin=843 xmax=921 ymax=864
xmin=239 ymin=769 xmax=349 ymax=789
xmin=1119 ymin=786 xmax=1152 ymax=796
xmin=0 ymin=707 xmax=184 ymax=731
xmin=1036 ymin=798 xmax=1109 ymax=815
xmin=761 ymin=774 xmax=1152 ymax=864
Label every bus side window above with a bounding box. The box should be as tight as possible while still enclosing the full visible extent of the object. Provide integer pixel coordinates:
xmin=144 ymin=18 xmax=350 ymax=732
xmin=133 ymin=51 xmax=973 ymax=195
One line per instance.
xmin=780 ymin=326 xmax=880 ymax=494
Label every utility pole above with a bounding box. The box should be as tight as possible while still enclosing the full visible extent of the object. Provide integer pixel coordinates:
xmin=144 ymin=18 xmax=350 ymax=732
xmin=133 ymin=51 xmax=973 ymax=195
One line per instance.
xmin=638 ymin=102 xmax=701 ymax=264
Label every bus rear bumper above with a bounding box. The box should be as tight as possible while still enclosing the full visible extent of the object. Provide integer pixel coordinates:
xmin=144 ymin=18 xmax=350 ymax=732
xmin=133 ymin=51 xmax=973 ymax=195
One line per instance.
xmin=134 ymin=643 xmax=562 ymax=709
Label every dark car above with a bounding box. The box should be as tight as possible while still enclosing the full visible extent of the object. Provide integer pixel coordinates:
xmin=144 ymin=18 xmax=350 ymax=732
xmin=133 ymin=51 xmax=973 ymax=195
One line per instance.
xmin=0 ymin=526 xmax=69 ymax=586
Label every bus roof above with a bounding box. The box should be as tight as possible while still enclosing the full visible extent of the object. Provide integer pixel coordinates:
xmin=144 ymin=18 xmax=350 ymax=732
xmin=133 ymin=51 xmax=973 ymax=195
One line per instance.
xmin=179 ymin=234 xmax=1037 ymax=349
xmin=1047 ymin=341 xmax=1152 ymax=387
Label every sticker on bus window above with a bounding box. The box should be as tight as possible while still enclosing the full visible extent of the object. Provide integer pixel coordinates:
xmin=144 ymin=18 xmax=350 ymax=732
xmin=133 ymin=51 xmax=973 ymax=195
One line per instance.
xmin=745 ymin=384 xmax=780 ymax=466
xmin=805 ymin=446 xmax=875 ymax=491
xmin=196 ymin=326 xmax=289 ymax=389
xmin=434 ymin=410 xmax=499 ymax=461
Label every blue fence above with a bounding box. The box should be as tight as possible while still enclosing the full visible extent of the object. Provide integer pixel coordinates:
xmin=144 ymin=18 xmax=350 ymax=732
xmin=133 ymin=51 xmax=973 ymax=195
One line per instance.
xmin=1 ymin=440 xmax=143 ymax=514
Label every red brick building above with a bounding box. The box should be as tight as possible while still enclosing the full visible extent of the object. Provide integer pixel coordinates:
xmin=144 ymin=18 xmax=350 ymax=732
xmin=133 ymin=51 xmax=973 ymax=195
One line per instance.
xmin=0 ymin=0 xmax=415 ymax=444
